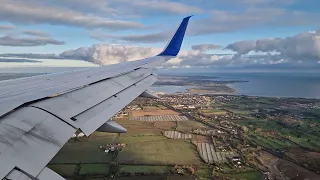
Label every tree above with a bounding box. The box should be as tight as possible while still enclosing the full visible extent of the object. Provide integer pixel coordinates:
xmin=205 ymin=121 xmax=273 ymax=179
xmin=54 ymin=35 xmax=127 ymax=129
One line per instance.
xmin=73 ymin=162 xmax=82 ymax=180
xmin=241 ymin=126 xmax=249 ymax=134
xmin=186 ymin=166 xmax=195 ymax=175
xmin=109 ymin=161 xmax=119 ymax=177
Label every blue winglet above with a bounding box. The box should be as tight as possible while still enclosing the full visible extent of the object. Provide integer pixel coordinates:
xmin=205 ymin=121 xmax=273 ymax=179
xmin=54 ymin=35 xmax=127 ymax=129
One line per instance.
xmin=158 ymin=16 xmax=192 ymax=57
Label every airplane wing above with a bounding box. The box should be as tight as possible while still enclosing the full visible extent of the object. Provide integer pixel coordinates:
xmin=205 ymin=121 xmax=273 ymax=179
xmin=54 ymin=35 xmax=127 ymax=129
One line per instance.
xmin=0 ymin=16 xmax=191 ymax=180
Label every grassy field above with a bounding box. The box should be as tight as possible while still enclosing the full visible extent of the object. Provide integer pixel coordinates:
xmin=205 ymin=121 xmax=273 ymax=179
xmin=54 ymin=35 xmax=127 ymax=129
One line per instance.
xmin=239 ymin=119 xmax=320 ymax=151
xmin=119 ymin=165 xmax=172 ymax=174
xmin=194 ymin=167 xmax=212 ymax=180
xmin=50 ymin=133 xmax=117 ymax=164
xmin=48 ymin=164 xmax=76 ymax=177
xmin=130 ymin=109 xmax=179 ymax=117
xmin=154 ymin=121 xmax=177 ymax=130
xmin=221 ymin=171 xmax=263 ymax=180
xmin=80 ymin=164 xmax=110 ymax=175
xmin=119 ymin=135 xmax=167 ymax=144
xmin=116 ymin=119 xmax=163 ymax=136
xmin=49 ymin=102 xmax=208 ymax=179
xmin=200 ymin=109 xmax=226 ymax=115
xmin=214 ymin=166 xmax=262 ymax=180
xmin=247 ymin=135 xmax=295 ymax=150
xmin=227 ymin=109 xmax=251 ymax=115
xmin=118 ymin=138 xmax=202 ymax=165
xmin=278 ymin=159 xmax=320 ymax=180
xmin=87 ymin=176 xmax=194 ymax=180
xmin=177 ymin=120 xmax=208 ymax=132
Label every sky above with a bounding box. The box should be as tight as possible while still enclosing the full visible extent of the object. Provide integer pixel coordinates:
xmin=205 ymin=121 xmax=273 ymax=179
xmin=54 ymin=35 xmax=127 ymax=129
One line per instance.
xmin=0 ymin=0 xmax=320 ymax=73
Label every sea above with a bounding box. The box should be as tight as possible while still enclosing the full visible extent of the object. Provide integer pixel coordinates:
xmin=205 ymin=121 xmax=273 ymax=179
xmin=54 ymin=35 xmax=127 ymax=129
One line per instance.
xmin=1 ymin=72 xmax=320 ymax=99
xmin=151 ymin=72 xmax=320 ymax=99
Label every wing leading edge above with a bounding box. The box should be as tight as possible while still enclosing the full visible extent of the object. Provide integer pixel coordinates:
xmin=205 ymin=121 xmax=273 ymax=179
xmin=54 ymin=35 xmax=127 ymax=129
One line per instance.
xmin=0 ymin=16 xmax=191 ymax=180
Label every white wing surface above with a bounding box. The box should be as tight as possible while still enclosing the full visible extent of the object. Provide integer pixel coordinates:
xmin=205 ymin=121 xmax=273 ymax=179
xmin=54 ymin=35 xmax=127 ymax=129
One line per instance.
xmin=0 ymin=16 xmax=191 ymax=180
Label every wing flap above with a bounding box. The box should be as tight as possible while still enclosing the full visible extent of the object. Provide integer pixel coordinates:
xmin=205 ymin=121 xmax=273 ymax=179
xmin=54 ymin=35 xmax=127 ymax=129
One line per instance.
xmin=30 ymin=68 xmax=152 ymax=127
xmin=76 ymin=74 xmax=157 ymax=135
xmin=4 ymin=169 xmax=32 ymax=180
xmin=0 ymin=57 xmax=162 ymax=118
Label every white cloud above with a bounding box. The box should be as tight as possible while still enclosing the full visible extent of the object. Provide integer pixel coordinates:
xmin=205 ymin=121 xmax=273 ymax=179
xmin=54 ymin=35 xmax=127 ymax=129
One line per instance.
xmin=191 ymin=44 xmax=222 ymax=52
xmin=90 ymin=31 xmax=171 ymax=43
xmin=60 ymin=29 xmax=320 ymax=68
xmin=115 ymin=0 xmax=203 ymax=15
xmin=0 ymin=35 xmax=65 ymax=46
xmin=61 ymin=0 xmax=203 ymax=17
xmin=225 ymin=40 xmax=256 ymax=54
xmin=60 ymin=44 xmax=161 ymax=65
xmin=1 ymin=28 xmax=320 ymax=69
xmin=58 ymin=43 xmax=234 ymax=67
xmin=190 ymin=7 xmax=320 ymax=35
xmin=225 ymin=30 xmax=320 ymax=62
xmin=0 ymin=0 xmax=144 ymax=31
xmin=0 ymin=25 xmax=15 ymax=31
xmin=23 ymin=30 xmax=49 ymax=37
xmin=222 ymin=0 xmax=296 ymax=5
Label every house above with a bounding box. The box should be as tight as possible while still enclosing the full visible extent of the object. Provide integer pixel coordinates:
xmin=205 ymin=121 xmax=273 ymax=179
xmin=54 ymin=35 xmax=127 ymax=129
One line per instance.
xmin=77 ymin=132 xmax=85 ymax=137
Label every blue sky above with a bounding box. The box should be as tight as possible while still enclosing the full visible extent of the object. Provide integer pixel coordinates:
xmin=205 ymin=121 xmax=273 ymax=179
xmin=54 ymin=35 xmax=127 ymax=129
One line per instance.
xmin=0 ymin=0 xmax=319 ymax=72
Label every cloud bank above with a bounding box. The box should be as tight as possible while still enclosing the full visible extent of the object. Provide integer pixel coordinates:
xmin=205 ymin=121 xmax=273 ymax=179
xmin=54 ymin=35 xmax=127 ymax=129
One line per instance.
xmin=0 ymin=25 xmax=15 ymax=31
xmin=23 ymin=30 xmax=49 ymax=37
xmin=1 ymin=29 xmax=320 ymax=72
xmin=0 ymin=35 xmax=65 ymax=46
xmin=60 ymin=44 xmax=160 ymax=65
xmin=191 ymin=44 xmax=222 ymax=52
xmin=225 ymin=30 xmax=320 ymax=62
xmin=0 ymin=0 xmax=144 ymax=31
xmin=90 ymin=31 xmax=171 ymax=43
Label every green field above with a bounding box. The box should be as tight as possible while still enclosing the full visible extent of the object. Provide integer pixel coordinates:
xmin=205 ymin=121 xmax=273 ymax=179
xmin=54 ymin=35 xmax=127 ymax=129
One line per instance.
xmin=50 ymin=164 xmax=110 ymax=176
xmin=194 ymin=167 xmax=212 ymax=180
xmin=200 ymin=109 xmax=226 ymax=115
xmin=118 ymin=138 xmax=202 ymax=165
xmin=228 ymin=109 xmax=251 ymax=115
xmin=48 ymin=164 xmax=76 ymax=177
xmin=119 ymin=135 xmax=167 ymax=144
xmin=51 ymin=135 xmax=116 ymax=164
xmin=119 ymin=165 xmax=172 ymax=174
xmin=238 ymin=118 xmax=320 ymax=151
xmin=214 ymin=167 xmax=262 ymax=180
xmin=222 ymin=171 xmax=263 ymax=180
xmin=177 ymin=120 xmax=208 ymax=132
xmin=87 ymin=176 xmax=194 ymax=180
xmin=80 ymin=164 xmax=110 ymax=175
xmin=116 ymin=119 xmax=163 ymax=136
xmin=247 ymin=135 xmax=294 ymax=150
